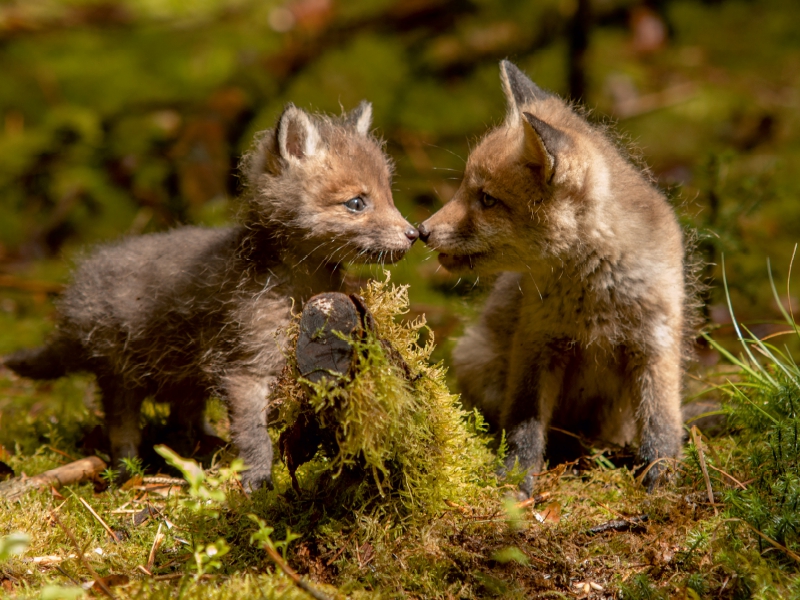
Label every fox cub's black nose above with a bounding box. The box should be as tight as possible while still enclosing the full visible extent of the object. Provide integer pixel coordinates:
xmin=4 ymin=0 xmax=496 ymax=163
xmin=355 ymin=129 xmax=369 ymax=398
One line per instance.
xmin=405 ymin=227 xmax=420 ymax=242
xmin=417 ymin=223 xmax=429 ymax=243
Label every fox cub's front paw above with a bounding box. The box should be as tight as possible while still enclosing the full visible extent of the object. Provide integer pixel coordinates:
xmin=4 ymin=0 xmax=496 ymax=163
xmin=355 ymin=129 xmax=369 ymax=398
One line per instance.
xmin=639 ymin=459 xmax=672 ymax=492
xmin=500 ymin=454 xmax=537 ymax=500
xmin=241 ymin=467 xmax=273 ymax=494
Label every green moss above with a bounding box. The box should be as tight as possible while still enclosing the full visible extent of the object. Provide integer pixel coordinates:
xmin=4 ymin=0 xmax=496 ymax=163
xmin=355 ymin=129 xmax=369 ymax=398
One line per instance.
xmin=268 ymin=273 xmax=498 ymax=526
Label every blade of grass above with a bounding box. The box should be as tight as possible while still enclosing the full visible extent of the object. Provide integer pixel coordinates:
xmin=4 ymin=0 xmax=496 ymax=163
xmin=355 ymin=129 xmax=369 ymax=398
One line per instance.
xmin=721 ymin=255 xmax=778 ymax=387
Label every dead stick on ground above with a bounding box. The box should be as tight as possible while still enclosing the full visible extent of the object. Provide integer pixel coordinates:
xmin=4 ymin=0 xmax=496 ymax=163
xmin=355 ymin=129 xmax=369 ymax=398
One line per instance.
xmin=735 ymin=519 xmax=800 ymax=563
xmin=51 ymin=511 xmax=116 ymax=599
xmin=0 ymin=456 xmax=106 ymax=501
xmin=706 ymin=463 xmax=748 ymax=490
xmin=326 ymin=531 xmax=357 ymax=566
xmin=261 ymin=543 xmax=333 ymax=600
xmin=78 ymin=497 xmax=120 ymax=543
xmin=147 ymin=523 xmax=164 ymax=572
xmin=587 ymin=515 xmax=649 ymax=535
xmin=690 ymin=426 xmax=717 ymax=516
xmin=516 ymin=491 xmax=552 ymax=509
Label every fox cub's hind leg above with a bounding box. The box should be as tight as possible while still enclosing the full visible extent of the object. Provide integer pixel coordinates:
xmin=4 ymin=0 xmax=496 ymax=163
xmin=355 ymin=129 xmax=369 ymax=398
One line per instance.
xmin=628 ymin=351 xmax=684 ymax=490
xmin=222 ymin=372 xmax=275 ymax=492
xmin=97 ymin=375 xmax=146 ymax=479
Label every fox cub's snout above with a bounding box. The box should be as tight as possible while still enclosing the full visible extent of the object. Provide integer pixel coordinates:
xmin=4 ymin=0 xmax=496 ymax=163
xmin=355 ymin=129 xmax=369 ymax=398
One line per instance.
xmin=418 ymin=69 xmax=577 ymax=274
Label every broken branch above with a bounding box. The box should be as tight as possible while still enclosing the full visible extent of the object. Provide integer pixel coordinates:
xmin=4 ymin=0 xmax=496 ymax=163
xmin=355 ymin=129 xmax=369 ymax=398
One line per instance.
xmin=260 ymin=542 xmax=333 ymax=600
xmin=0 ymin=456 xmax=106 ymax=501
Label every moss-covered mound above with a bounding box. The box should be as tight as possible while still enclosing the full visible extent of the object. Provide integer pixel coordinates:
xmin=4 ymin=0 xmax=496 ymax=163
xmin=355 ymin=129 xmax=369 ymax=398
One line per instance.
xmin=266 ymin=274 xmax=499 ymax=525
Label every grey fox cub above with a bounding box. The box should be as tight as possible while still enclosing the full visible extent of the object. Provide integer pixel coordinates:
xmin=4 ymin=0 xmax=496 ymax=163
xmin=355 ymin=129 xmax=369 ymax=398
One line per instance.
xmin=5 ymin=102 xmax=418 ymax=491
xmin=419 ymin=61 xmax=688 ymax=495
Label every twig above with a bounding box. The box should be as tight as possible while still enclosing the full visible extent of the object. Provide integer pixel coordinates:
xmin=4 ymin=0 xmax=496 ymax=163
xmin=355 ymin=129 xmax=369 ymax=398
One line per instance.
xmin=47 ymin=446 xmax=79 ymax=462
xmin=733 ymin=519 xmax=800 ymax=563
xmin=78 ymin=497 xmax=120 ymax=543
xmin=55 ymin=564 xmax=81 ymax=586
xmin=136 ymin=565 xmax=152 ymax=577
xmin=153 ymin=573 xmax=186 ymax=581
xmin=706 ymin=463 xmax=747 ymax=490
xmin=587 ymin=515 xmax=649 ymax=535
xmin=690 ymin=426 xmax=717 ymax=515
xmin=260 ymin=543 xmax=333 ymax=600
xmin=147 ymin=524 xmax=164 ymax=572
xmin=635 ymin=456 xmax=674 ymax=487
xmin=516 ymin=491 xmax=552 ymax=509
xmin=154 ymin=555 xmax=190 ymax=572
xmin=0 ymin=456 xmax=106 ymax=501
xmin=325 ymin=531 xmax=357 ymax=566
xmin=596 ymin=501 xmax=627 ymax=520
xmin=548 ymin=427 xmax=584 ymax=441
xmin=141 ymin=476 xmax=188 ymax=487
xmin=50 ymin=511 xmax=116 ymax=599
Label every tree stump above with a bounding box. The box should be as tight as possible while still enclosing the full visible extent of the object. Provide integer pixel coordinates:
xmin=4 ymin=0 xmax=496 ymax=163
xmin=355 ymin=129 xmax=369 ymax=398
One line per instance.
xmin=295 ymin=293 xmax=364 ymax=385
xmin=279 ymin=292 xmax=411 ymax=491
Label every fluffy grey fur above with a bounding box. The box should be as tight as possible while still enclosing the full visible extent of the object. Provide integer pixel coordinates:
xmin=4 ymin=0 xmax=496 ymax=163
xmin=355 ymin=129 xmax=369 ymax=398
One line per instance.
xmin=5 ymin=102 xmax=418 ymax=491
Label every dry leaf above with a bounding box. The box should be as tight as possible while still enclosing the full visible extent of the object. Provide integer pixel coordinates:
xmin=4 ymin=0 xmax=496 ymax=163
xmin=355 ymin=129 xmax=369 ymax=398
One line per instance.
xmin=535 ymin=501 xmax=561 ymax=524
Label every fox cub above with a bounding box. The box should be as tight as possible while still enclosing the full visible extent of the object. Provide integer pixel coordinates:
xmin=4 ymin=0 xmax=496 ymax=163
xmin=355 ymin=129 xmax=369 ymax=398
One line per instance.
xmin=5 ymin=102 xmax=418 ymax=491
xmin=419 ymin=61 xmax=688 ymax=495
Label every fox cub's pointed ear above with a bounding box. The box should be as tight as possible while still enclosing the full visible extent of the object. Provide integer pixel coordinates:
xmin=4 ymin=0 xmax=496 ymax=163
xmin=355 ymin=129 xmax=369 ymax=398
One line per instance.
xmin=345 ymin=100 xmax=373 ymax=137
xmin=500 ymin=60 xmax=551 ymax=125
xmin=277 ymin=104 xmax=321 ymax=162
xmin=522 ymin=112 xmax=569 ymax=183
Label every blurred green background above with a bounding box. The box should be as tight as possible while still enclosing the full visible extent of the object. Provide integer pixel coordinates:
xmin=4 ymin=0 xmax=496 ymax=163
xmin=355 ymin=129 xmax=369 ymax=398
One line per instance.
xmin=1 ymin=0 xmax=799 ymax=367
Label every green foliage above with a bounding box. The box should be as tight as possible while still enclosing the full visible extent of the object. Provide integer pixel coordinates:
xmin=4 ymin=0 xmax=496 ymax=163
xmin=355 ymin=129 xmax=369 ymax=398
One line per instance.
xmin=0 ymin=532 xmax=29 ymax=561
xmin=120 ymin=456 xmax=146 ymax=480
xmin=702 ymin=254 xmax=800 ymax=562
xmin=248 ymin=515 xmax=301 ymax=560
xmin=155 ymin=444 xmax=245 ymax=518
xmin=619 ymin=574 xmax=669 ymax=600
xmin=39 ymin=585 xmax=86 ymax=600
xmin=490 ymin=546 xmax=530 ymax=566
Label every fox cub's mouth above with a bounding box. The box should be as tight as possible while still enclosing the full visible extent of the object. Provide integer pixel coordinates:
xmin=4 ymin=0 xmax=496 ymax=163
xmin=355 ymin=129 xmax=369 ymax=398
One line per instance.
xmin=355 ymin=247 xmax=410 ymax=264
xmin=438 ymin=252 xmax=483 ymax=271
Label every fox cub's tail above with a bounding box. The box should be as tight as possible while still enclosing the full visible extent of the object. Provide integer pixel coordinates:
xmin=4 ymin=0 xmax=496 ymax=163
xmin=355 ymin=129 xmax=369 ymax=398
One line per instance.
xmin=4 ymin=339 xmax=77 ymax=380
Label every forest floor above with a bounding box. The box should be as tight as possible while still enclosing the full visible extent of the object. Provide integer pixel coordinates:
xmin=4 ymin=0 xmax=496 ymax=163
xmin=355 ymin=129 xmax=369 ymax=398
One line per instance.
xmin=1 ymin=274 xmax=799 ymax=600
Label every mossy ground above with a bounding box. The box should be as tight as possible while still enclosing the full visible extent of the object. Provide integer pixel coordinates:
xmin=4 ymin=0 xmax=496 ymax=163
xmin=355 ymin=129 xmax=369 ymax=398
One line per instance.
xmin=2 ymin=275 xmax=800 ymax=599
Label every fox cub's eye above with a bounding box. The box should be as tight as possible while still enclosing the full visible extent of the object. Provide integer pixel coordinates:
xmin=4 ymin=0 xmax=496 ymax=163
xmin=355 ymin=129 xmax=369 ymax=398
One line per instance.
xmin=344 ymin=197 xmax=367 ymax=212
xmin=480 ymin=192 xmax=498 ymax=208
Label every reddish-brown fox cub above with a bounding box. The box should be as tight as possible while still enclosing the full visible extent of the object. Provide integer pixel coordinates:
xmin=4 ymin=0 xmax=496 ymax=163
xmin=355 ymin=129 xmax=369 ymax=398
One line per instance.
xmin=419 ymin=61 xmax=688 ymax=496
xmin=5 ymin=102 xmax=419 ymax=491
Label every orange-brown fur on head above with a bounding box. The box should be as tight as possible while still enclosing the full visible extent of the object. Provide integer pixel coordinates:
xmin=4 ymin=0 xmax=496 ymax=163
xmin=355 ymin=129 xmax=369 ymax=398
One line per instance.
xmin=420 ymin=64 xmax=680 ymax=278
xmin=243 ymin=102 xmax=417 ymax=265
